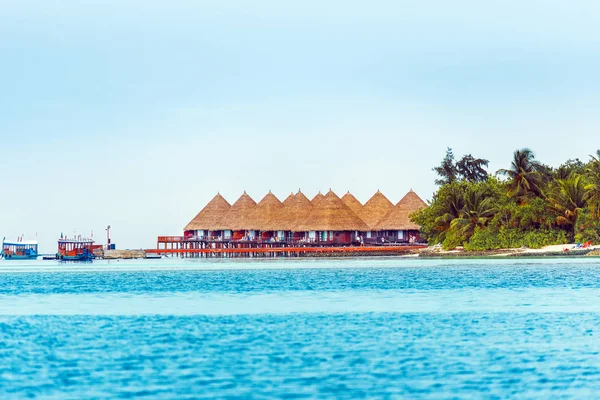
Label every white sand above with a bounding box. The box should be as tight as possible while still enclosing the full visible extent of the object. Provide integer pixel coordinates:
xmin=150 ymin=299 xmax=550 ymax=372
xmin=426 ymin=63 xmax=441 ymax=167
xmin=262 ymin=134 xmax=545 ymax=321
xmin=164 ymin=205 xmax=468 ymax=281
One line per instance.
xmin=426 ymin=243 xmax=599 ymax=256
xmin=522 ymin=244 xmax=600 ymax=254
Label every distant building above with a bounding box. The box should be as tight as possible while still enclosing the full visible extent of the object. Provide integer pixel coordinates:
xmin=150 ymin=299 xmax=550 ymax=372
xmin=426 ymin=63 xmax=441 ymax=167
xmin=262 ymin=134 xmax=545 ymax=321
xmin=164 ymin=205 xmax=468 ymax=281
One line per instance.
xmin=178 ymin=188 xmax=427 ymax=247
xmin=374 ymin=190 xmax=428 ymax=243
xmin=357 ymin=190 xmax=395 ymax=242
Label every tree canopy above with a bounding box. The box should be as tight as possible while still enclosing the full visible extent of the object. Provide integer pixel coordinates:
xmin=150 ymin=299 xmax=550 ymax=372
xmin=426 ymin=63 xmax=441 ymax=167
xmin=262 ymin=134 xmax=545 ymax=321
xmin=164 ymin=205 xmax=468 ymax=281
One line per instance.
xmin=433 ymin=148 xmax=489 ymax=185
xmin=413 ymin=148 xmax=600 ymax=250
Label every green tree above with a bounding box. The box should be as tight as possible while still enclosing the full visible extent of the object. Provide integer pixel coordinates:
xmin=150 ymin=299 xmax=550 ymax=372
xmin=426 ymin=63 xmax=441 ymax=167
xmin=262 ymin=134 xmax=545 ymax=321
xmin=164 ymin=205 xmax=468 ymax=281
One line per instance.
xmin=497 ymin=148 xmax=544 ymax=203
xmin=546 ymin=175 xmax=588 ymax=236
xmin=411 ymin=182 xmax=465 ymax=244
xmin=450 ymin=187 xmax=497 ymax=241
xmin=433 ymin=147 xmax=458 ymax=186
xmin=456 ymin=154 xmax=489 ymax=183
xmin=489 ymin=197 xmax=554 ymax=231
xmin=554 ymin=158 xmax=586 ymax=180
xmin=585 ymin=150 xmax=600 ymax=218
xmin=575 ymin=208 xmax=600 ymax=243
xmin=411 ymin=178 xmax=503 ymax=249
xmin=415 ymin=147 xmax=600 ymax=251
xmin=535 ymin=163 xmax=555 ymax=185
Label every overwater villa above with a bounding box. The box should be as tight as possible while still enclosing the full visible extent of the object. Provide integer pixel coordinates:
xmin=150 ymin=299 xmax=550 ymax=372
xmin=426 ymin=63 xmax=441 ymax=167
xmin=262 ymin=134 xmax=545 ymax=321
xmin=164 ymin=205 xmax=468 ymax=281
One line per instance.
xmin=158 ymin=189 xmax=427 ymax=253
xmin=374 ymin=190 xmax=428 ymax=243
xmin=357 ymin=190 xmax=395 ymax=243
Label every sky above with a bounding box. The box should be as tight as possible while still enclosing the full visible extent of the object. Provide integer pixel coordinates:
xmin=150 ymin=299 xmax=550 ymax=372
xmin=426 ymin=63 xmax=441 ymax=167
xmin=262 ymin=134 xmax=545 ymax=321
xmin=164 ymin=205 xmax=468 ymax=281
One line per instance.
xmin=1 ymin=0 xmax=599 ymax=252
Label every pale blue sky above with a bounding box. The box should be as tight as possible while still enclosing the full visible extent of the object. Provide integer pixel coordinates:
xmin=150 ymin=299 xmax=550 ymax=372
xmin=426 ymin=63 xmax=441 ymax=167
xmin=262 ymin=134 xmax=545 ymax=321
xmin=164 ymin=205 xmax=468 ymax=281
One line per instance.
xmin=1 ymin=1 xmax=599 ymax=251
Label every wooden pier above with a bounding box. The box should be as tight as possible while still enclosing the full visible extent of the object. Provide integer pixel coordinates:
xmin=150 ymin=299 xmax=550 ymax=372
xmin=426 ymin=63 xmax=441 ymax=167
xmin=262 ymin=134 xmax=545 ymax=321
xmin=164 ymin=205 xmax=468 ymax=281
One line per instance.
xmin=151 ymin=236 xmax=425 ymax=257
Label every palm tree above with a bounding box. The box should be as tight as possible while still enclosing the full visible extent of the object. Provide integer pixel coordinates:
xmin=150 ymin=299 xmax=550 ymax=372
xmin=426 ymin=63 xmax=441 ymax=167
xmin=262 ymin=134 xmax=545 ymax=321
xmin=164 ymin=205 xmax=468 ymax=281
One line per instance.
xmin=497 ymin=148 xmax=544 ymax=203
xmin=585 ymin=150 xmax=600 ymax=218
xmin=547 ymin=175 xmax=588 ymax=234
xmin=432 ymin=184 xmax=465 ymax=242
xmin=450 ymin=188 xmax=497 ymax=241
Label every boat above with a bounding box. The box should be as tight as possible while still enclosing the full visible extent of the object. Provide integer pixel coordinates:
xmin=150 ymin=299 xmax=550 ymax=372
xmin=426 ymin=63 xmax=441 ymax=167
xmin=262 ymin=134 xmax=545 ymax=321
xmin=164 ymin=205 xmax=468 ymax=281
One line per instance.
xmin=57 ymin=235 xmax=100 ymax=261
xmin=1 ymin=238 xmax=39 ymax=260
xmin=145 ymin=253 xmax=163 ymax=259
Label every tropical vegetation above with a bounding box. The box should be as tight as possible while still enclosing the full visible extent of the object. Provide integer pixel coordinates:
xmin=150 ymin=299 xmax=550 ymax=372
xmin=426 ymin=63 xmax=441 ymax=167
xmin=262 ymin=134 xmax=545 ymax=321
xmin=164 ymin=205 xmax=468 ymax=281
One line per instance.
xmin=411 ymin=148 xmax=600 ymax=250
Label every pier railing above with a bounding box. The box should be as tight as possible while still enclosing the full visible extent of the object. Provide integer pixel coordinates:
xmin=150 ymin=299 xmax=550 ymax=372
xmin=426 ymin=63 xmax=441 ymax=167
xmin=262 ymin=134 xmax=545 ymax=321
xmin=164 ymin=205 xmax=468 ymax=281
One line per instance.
xmin=148 ymin=245 xmax=427 ymax=255
xmin=158 ymin=236 xmax=185 ymax=242
xmin=157 ymin=236 xmax=425 ymax=245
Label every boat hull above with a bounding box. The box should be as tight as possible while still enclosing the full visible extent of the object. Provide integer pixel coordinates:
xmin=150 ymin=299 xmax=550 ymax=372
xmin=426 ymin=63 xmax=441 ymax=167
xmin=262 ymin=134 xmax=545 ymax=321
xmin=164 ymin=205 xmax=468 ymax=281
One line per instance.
xmin=57 ymin=254 xmax=94 ymax=262
xmin=1 ymin=253 xmax=38 ymax=260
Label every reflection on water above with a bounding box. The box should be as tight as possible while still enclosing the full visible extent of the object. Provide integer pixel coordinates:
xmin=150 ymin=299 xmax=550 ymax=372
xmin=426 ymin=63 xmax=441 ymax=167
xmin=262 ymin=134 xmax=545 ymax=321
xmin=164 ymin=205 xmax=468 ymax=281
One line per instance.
xmin=1 ymin=258 xmax=600 ymax=397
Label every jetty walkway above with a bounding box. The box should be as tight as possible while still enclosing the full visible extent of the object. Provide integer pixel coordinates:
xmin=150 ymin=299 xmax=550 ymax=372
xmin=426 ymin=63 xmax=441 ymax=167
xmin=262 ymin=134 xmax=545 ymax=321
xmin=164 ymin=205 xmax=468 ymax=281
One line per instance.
xmin=146 ymin=244 xmax=426 ymax=257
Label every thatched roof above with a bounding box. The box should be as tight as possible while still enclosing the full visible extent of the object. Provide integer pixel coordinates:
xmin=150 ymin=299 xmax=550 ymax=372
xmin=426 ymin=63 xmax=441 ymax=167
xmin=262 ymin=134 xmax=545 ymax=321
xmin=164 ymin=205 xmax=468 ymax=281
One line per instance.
xmin=264 ymin=190 xmax=314 ymax=231
xmin=210 ymin=191 xmax=257 ymax=230
xmin=243 ymin=191 xmax=284 ymax=230
xmin=184 ymin=193 xmax=231 ymax=231
xmin=282 ymin=192 xmax=295 ymax=206
xmin=357 ymin=190 xmax=394 ymax=229
xmin=374 ymin=190 xmax=428 ymax=230
xmin=295 ymin=190 xmax=369 ymax=231
xmin=312 ymin=191 xmax=325 ymax=205
xmin=341 ymin=191 xmax=363 ymax=215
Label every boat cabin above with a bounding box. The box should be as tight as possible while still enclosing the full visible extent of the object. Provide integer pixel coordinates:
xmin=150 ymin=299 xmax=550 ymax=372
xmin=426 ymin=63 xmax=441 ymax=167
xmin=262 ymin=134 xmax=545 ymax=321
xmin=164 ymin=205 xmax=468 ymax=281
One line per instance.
xmin=57 ymin=237 xmax=99 ymax=261
xmin=1 ymin=239 xmax=39 ymax=260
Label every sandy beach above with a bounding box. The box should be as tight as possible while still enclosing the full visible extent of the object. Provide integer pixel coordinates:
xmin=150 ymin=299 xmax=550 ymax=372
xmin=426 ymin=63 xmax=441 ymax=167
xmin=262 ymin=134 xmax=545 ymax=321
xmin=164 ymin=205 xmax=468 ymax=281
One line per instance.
xmin=420 ymin=244 xmax=600 ymax=258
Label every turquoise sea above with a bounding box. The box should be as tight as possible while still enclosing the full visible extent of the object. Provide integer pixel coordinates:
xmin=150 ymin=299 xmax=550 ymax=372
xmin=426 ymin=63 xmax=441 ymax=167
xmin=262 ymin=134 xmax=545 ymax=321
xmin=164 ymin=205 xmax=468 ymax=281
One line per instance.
xmin=1 ymin=257 xmax=600 ymax=398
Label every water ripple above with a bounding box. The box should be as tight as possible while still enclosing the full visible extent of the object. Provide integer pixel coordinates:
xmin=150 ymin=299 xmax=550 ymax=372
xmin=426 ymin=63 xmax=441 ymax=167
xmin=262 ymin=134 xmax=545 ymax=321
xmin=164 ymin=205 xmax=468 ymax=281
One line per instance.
xmin=1 ymin=259 xmax=600 ymax=397
xmin=1 ymin=257 xmax=600 ymax=295
xmin=1 ymin=313 xmax=600 ymax=398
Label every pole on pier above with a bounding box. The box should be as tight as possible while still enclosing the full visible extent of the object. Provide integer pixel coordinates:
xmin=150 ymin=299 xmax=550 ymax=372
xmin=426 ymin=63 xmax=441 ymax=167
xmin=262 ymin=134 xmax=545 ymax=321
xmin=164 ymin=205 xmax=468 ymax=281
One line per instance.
xmin=106 ymin=225 xmax=111 ymax=250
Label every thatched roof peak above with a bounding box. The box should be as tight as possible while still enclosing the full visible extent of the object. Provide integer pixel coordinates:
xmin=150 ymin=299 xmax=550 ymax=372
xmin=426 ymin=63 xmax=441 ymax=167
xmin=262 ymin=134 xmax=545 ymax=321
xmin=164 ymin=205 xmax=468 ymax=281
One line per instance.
xmin=357 ymin=190 xmax=395 ymax=230
xmin=341 ymin=191 xmax=363 ymax=216
xmin=235 ymin=191 xmax=255 ymax=204
xmin=184 ymin=193 xmax=231 ymax=231
xmin=257 ymin=191 xmax=282 ymax=206
xmin=283 ymin=192 xmax=295 ymax=205
xmin=295 ymin=190 xmax=314 ymax=209
xmin=244 ymin=191 xmax=284 ymax=230
xmin=374 ymin=190 xmax=428 ymax=231
xmin=295 ymin=190 xmax=369 ymax=231
xmin=295 ymin=190 xmax=311 ymax=204
xmin=312 ymin=191 xmax=325 ymax=205
xmin=263 ymin=190 xmax=314 ymax=231
xmin=210 ymin=192 xmax=257 ymax=230
xmin=396 ymin=190 xmax=426 ymax=206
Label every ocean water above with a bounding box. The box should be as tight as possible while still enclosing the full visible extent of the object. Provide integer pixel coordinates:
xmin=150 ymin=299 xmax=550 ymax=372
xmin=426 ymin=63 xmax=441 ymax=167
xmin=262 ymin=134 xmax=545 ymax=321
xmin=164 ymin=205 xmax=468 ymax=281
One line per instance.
xmin=1 ymin=257 xmax=600 ymax=398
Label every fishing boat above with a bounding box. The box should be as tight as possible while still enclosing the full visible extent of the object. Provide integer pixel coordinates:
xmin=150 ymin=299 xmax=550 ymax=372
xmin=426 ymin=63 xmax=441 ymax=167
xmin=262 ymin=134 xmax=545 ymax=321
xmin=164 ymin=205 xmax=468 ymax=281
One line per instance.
xmin=1 ymin=238 xmax=39 ymax=260
xmin=57 ymin=235 xmax=99 ymax=261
